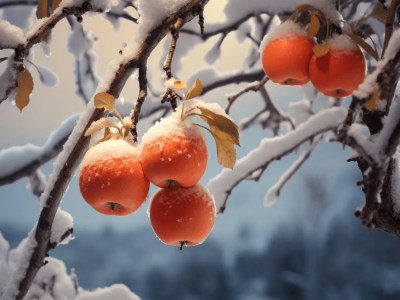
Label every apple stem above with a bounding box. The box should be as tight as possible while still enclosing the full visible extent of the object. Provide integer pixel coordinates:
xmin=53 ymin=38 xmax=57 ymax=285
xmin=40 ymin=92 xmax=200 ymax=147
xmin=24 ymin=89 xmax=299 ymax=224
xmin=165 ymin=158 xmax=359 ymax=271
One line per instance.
xmin=179 ymin=241 xmax=187 ymax=251
xmin=108 ymin=202 xmax=118 ymax=210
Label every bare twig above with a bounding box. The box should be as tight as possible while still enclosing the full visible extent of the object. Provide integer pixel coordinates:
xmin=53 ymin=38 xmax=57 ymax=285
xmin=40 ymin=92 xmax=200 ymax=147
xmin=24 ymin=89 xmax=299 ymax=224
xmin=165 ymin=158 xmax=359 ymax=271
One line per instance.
xmin=161 ymin=17 xmax=184 ymax=110
xmin=226 ymin=76 xmax=269 ymax=113
xmin=264 ymin=135 xmax=321 ymax=206
xmin=131 ymin=64 xmax=148 ymax=142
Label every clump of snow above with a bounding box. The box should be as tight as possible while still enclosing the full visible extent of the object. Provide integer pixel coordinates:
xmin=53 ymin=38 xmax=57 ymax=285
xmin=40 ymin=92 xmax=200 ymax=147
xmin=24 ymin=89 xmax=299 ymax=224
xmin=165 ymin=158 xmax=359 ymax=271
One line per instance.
xmin=1 ymin=229 xmax=38 ymax=300
xmin=141 ymin=103 xmax=202 ymax=145
xmin=0 ymin=20 xmax=25 ymax=49
xmin=259 ymin=20 xmax=308 ymax=53
xmin=27 ymin=169 xmax=46 ymax=197
xmin=137 ymin=0 xmax=191 ymax=36
xmin=0 ymin=57 xmax=17 ymax=102
xmin=25 ymin=257 xmax=77 ymax=299
xmin=68 ymin=22 xmax=94 ymax=60
xmin=328 ymin=34 xmax=359 ymax=51
xmin=80 ymin=138 xmax=140 ymax=169
xmin=76 ymin=284 xmax=141 ymax=300
xmin=50 ymin=208 xmax=74 ymax=245
xmin=288 ymin=100 xmax=313 ymax=126
xmin=36 ymin=64 xmax=58 ymax=87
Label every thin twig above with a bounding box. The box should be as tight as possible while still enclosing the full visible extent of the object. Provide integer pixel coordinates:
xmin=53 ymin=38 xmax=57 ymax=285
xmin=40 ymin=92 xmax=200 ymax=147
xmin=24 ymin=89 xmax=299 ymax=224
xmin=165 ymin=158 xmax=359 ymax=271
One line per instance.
xmin=226 ymin=76 xmax=269 ymax=113
xmin=131 ymin=64 xmax=148 ymax=142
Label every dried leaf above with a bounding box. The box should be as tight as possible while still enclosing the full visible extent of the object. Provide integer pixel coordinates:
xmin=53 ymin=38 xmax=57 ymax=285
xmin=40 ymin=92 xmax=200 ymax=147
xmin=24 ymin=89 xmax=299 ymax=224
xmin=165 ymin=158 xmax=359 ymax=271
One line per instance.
xmin=185 ymin=79 xmax=203 ymax=100
xmin=51 ymin=0 xmax=62 ymax=13
xmin=16 ymin=70 xmax=34 ymax=111
xmin=173 ymin=80 xmax=187 ymax=90
xmin=94 ymin=92 xmax=116 ymax=113
xmin=97 ymin=127 xmax=113 ymax=143
xmin=313 ymin=43 xmax=330 ymax=57
xmin=85 ymin=118 xmax=117 ymax=136
xmin=36 ymin=0 xmax=48 ymax=18
xmin=370 ymin=3 xmax=387 ymax=23
xmin=196 ymin=106 xmax=240 ymax=168
xmin=348 ymin=33 xmax=379 ymax=61
xmin=307 ymin=12 xmax=320 ymax=38
xmin=364 ymin=89 xmax=380 ymax=111
xmin=210 ymin=129 xmax=237 ymax=169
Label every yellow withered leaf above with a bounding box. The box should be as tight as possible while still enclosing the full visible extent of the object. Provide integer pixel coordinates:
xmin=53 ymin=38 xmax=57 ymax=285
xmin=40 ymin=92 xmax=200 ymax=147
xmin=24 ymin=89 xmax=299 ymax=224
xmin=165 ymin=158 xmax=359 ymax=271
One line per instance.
xmin=15 ymin=70 xmax=34 ymax=112
xmin=185 ymin=79 xmax=203 ymax=100
xmin=313 ymin=43 xmax=330 ymax=57
xmin=36 ymin=0 xmax=48 ymax=18
xmin=307 ymin=12 xmax=320 ymax=38
xmin=364 ymin=89 xmax=380 ymax=111
xmin=94 ymin=92 xmax=116 ymax=113
xmin=173 ymin=80 xmax=187 ymax=90
xmin=85 ymin=118 xmax=117 ymax=136
xmin=348 ymin=33 xmax=379 ymax=61
xmin=196 ymin=106 xmax=240 ymax=169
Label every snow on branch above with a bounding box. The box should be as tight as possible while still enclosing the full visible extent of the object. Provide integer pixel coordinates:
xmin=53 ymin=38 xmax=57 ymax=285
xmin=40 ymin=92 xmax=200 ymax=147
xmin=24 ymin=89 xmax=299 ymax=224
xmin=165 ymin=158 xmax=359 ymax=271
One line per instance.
xmin=208 ymin=107 xmax=347 ymax=213
xmin=0 ymin=1 xmax=98 ymax=103
xmin=0 ymin=114 xmax=79 ymax=186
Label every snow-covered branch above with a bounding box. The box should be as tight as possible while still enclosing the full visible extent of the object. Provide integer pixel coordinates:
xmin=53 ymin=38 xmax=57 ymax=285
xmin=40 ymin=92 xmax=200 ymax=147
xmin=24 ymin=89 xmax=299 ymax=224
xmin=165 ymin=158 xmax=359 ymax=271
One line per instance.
xmin=208 ymin=107 xmax=347 ymax=213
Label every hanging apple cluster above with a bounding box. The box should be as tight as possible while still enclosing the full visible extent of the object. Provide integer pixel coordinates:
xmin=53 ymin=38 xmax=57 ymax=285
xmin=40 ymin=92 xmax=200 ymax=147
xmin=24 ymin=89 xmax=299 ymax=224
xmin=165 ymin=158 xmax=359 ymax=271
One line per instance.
xmin=260 ymin=4 xmax=374 ymax=98
xmin=79 ymin=80 xmax=239 ymax=249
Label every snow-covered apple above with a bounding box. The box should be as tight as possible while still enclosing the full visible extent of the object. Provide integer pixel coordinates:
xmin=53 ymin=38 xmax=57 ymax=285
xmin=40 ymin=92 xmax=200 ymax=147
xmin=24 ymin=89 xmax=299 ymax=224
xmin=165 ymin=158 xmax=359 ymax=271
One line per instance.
xmin=79 ymin=139 xmax=150 ymax=216
xmin=261 ymin=20 xmax=314 ymax=85
xmin=149 ymin=184 xmax=216 ymax=248
xmin=141 ymin=113 xmax=208 ymax=188
xmin=309 ymin=35 xmax=366 ymax=98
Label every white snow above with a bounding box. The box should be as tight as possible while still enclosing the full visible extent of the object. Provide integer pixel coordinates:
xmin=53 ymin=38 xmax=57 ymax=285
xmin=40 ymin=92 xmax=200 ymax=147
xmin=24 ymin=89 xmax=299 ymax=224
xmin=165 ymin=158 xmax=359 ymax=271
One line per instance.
xmin=0 ymin=57 xmax=17 ymax=102
xmin=68 ymin=22 xmax=94 ymax=60
xmin=354 ymin=28 xmax=400 ymax=100
xmin=25 ymin=257 xmax=77 ymax=300
xmin=328 ymin=34 xmax=359 ymax=51
xmin=141 ymin=102 xmax=202 ymax=144
xmin=36 ymin=64 xmax=58 ymax=87
xmin=208 ymin=107 xmax=347 ymax=210
xmin=80 ymin=138 xmax=140 ymax=169
xmin=50 ymin=209 xmax=74 ymax=245
xmin=372 ymin=95 xmax=400 ymax=163
xmin=75 ymin=284 xmax=141 ymax=300
xmin=259 ymin=20 xmax=308 ymax=53
xmin=137 ymin=0 xmax=192 ymax=37
xmin=0 ymin=20 xmax=25 ymax=49
xmin=1 ymin=229 xmax=38 ymax=300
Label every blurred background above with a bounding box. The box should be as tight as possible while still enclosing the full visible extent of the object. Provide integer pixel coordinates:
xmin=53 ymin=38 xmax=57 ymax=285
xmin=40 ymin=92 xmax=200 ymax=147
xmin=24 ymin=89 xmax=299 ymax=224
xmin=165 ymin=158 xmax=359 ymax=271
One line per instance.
xmin=1 ymin=1 xmax=400 ymax=299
